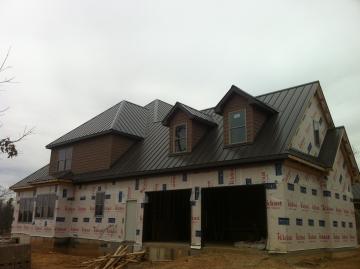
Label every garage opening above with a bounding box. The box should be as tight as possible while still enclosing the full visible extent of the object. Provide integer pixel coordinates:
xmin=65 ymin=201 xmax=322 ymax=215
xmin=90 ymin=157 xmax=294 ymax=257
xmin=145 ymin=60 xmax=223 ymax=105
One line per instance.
xmin=143 ymin=189 xmax=191 ymax=242
xmin=201 ymin=184 xmax=267 ymax=245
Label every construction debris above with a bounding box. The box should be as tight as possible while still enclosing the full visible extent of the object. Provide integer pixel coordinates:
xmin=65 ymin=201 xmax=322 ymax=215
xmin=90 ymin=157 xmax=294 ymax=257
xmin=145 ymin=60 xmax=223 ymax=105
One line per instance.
xmin=81 ymin=245 xmax=145 ymax=269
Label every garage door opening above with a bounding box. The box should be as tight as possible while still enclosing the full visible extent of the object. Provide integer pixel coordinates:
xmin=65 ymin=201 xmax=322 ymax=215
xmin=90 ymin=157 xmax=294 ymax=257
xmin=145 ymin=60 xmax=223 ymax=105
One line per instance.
xmin=201 ymin=184 xmax=267 ymax=245
xmin=143 ymin=189 xmax=191 ymax=242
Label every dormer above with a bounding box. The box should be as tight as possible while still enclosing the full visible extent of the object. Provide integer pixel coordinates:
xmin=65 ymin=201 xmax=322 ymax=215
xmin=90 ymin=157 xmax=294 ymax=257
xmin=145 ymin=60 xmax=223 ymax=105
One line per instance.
xmin=215 ymin=85 xmax=277 ymax=146
xmin=46 ymin=100 xmax=148 ymax=175
xmin=162 ymin=102 xmax=217 ymax=154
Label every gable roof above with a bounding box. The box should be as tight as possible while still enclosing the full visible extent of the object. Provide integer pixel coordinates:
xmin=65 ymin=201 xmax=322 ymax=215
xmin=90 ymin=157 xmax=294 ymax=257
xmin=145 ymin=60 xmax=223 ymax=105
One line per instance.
xmin=162 ymin=102 xmax=217 ymax=127
xmin=15 ymin=80 xmax=358 ymax=188
xmin=71 ymin=81 xmax=320 ymax=183
xmin=46 ymin=100 xmax=148 ymax=149
xmin=215 ymin=85 xmax=278 ymax=114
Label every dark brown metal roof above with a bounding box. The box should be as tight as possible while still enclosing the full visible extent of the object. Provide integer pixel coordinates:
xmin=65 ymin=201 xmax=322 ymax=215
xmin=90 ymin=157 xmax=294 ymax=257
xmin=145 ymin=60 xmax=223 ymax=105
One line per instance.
xmin=73 ymin=81 xmax=319 ymax=183
xmin=215 ymin=85 xmax=278 ymax=114
xmin=16 ymin=80 xmax=346 ymax=188
xmin=10 ymin=164 xmax=50 ymax=189
xmin=162 ymin=102 xmax=217 ymax=127
xmin=353 ymin=183 xmax=360 ymax=201
xmin=46 ymin=100 xmax=148 ymax=148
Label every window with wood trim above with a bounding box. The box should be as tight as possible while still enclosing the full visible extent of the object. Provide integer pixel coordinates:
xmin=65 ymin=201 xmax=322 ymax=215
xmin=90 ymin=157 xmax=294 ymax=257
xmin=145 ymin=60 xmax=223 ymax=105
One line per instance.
xmin=174 ymin=124 xmax=187 ymax=153
xmin=57 ymin=147 xmax=73 ymax=172
xmin=95 ymin=192 xmax=105 ymax=217
xmin=18 ymin=198 xmax=34 ymax=223
xmin=35 ymin=194 xmax=56 ymax=219
xmin=229 ymin=110 xmax=246 ymax=144
xmin=313 ymin=120 xmax=320 ymax=147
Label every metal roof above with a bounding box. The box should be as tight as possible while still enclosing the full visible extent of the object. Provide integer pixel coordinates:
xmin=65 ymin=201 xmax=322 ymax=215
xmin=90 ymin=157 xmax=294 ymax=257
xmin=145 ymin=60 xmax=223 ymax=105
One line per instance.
xmin=16 ymin=80 xmax=354 ymax=188
xmin=10 ymin=164 xmax=50 ymax=189
xmin=215 ymin=85 xmax=278 ymax=114
xmin=318 ymin=127 xmax=344 ymax=167
xmin=46 ymin=100 xmax=148 ymax=148
xmin=162 ymin=102 xmax=217 ymax=127
xmin=72 ymin=81 xmax=319 ymax=183
xmin=353 ymin=183 xmax=360 ymax=201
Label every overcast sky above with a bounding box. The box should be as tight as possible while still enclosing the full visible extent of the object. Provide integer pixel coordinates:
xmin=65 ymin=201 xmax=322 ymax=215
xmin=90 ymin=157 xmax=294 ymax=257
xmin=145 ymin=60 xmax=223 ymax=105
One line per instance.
xmin=1 ymin=0 xmax=360 ymax=188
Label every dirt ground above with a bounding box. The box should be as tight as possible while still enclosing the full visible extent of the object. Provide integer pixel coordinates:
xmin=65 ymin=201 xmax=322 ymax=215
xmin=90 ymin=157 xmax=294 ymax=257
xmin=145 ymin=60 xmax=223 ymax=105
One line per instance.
xmin=32 ymin=247 xmax=360 ymax=269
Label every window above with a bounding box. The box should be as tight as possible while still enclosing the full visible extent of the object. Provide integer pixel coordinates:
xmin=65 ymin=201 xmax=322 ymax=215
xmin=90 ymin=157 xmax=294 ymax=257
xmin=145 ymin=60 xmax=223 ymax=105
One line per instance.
xmin=300 ymin=186 xmax=307 ymax=194
xmin=95 ymin=192 xmax=105 ymax=217
xmin=343 ymin=195 xmax=347 ymax=201
xmin=182 ymin=173 xmax=187 ymax=182
xmin=319 ymin=220 xmax=325 ymax=227
xmin=108 ymin=218 xmax=116 ymax=223
xmin=218 ymin=170 xmax=224 ymax=184
xmin=62 ymin=189 xmax=67 ymax=198
xmin=95 ymin=218 xmax=102 ymax=223
xmin=313 ymin=120 xmax=320 ymax=147
xmin=312 ymin=189 xmax=317 ymax=196
xmin=245 ymin=178 xmax=252 ymax=185
xmin=18 ymin=198 xmax=34 ymax=223
xmin=135 ymin=178 xmax=140 ymax=190
xmin=72 ymin=217 xmax=78 ymax=222
xmin=118 ymin=191 xmax=123 ymax=203
xmin=278 ymin=217 xmax=290 ymax=225
xmin=83 ymin=217 xmax=90 ymax=223
xmin=288 ymin=183 xmax=295 ymax=191
xmin=57 ymin=147 xmax=73 ymax=172
xmin=35 ymin=194 xmax=56 ymax=219
xmin=323 ymin=190 xmax=331 ymax=197
xmin=341 ymin=221 xmax=346 ymax=228
xmin=333 ymin=221 xmax=338 ymax=227
xmin=335 ymin=193 xmax=340 ymax=199
xmin=80 ymin=196 xmax=86 ymax=201
xmin=296 ymin=218 xmax=303 ymax=226
xmin=275 ymin=163 xmax=282 ymax=176
xmin=349 ymin=222 xmax=353 ymax=228
xmin=56 ymin=217 xmax=65 ymax=222
xmin=229 ymin=110 xmax=246 ymax=144
xmin=174 ymin=124 xmax=187 ymax=153
xmin=308 ymin=219 xmax=314 ymax=226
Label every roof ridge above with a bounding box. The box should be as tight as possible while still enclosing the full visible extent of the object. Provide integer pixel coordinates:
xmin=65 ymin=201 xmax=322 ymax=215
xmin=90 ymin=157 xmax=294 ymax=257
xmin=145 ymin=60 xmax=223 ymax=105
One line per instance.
xmin=122 ymin=100 xmax=149 ymax=110
xmin=256 ymin=80 xmax=320 ymax=98
xmin=110 ymin=100 xmax=126 ymax=129
xmin=145 ymin=99 xmax=173 ymax=108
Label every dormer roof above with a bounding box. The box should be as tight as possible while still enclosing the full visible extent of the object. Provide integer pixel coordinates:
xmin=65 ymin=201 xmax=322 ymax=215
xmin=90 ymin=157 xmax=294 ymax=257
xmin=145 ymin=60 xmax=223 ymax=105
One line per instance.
xmin=162 ymin=102 xmax=217 ymax=127
xmin=215 ymin=85 xmax=278 ymax=115
xmin=46 ymin=100 xmax=148 ymax=149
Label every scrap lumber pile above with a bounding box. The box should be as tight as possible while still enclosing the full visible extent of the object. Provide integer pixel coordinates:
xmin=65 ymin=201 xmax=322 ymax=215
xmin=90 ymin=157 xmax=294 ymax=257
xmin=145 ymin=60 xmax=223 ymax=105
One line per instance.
xmin=81 ymin=245 xmax=145 ymax=269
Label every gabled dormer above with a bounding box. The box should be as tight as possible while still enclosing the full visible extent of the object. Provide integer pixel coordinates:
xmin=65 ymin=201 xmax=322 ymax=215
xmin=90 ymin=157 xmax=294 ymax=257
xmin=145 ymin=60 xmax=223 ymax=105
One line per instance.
xmin=46 ymin=100 xmax=148 ymax=175
xmin=215 ymin=85 xmax=277 ymax=146
xmin=162 ymin=102 xmax=217 ymax=154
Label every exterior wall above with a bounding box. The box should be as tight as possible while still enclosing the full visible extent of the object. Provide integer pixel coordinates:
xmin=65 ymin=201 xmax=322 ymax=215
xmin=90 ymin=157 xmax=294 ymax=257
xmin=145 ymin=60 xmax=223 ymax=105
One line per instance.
xmin=12 ymin=163 xmax=285 ymax=251
xmin=291 ymin=93 xmax=329 ymax=157
xmin=49 ymin=134 xmax=134 ymax=175
xmin=279 ymin=149 xmax=357 ymax=251
xmin=222 ymin=94 xmax=267 ymax=145
xmin=12 ymin=152 xmax=357 ymax=252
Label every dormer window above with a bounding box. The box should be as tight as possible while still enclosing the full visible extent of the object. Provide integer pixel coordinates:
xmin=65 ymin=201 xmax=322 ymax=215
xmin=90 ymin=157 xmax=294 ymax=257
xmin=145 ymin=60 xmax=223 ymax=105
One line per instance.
xmin=174 ymin=124 xmax=187 ymax=153
xmin=229 ymin=110 xmax=246 ymax=144
xmin=57 ymin=147 xmax=72 ymax=172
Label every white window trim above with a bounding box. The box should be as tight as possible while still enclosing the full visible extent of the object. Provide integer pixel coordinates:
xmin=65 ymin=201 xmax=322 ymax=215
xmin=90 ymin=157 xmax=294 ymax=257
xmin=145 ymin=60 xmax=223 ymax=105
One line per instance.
xmin=173 ymin=122 xmax=188 ymax=153
xmin=228 ymin=109 xmax=247 ymax=144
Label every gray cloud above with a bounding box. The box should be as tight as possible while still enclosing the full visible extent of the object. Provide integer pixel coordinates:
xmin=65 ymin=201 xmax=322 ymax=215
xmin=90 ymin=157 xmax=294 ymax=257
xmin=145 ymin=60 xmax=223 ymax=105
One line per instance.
xmin=1 ymin=0 xmax=360 ymax=187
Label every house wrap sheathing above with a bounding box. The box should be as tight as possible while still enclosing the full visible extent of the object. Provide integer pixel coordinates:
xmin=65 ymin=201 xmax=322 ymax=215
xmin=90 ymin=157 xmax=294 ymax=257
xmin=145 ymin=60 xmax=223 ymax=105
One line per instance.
xmin=10 ymin=81 xmax=359 ymax=253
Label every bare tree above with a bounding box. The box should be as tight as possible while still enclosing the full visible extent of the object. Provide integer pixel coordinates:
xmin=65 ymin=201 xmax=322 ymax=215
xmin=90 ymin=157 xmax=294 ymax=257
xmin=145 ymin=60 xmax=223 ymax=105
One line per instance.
xmin=0 ymin=48 xmax=33 ymax=158
xmin=0 ymin=185 xmax=13 ymax=200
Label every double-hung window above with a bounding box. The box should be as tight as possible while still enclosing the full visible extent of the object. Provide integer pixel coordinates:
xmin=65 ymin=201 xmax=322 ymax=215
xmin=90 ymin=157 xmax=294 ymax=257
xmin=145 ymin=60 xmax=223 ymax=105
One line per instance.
xmin=174 ymin=124 xmax=187 ymax=153
xmin=229 ymin=110 xmax=246 ymax=144
xmin=57 ymin=147 xmax=73 ymax=172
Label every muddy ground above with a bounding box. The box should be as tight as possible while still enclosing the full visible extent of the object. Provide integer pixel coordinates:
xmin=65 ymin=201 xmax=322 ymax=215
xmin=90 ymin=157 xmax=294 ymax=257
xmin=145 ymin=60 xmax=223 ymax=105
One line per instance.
xmin=32 ymin=247 xmax=360 ymax=269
